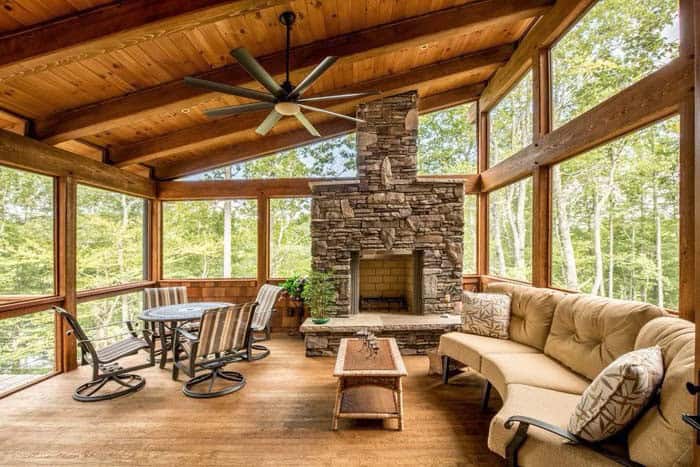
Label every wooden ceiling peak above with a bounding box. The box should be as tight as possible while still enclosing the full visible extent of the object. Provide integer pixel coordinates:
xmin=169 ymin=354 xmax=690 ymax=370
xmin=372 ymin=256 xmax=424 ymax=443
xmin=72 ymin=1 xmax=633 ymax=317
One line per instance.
xmin=33 ymin=0 xmax=552 ymax=145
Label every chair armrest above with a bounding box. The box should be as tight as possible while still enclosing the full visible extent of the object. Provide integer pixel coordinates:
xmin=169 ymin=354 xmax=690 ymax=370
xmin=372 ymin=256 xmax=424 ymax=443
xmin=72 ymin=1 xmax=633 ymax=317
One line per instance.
xmin=175 ymin=327 xmax=199 ymax=342
xmin=76 ymin=332 xmax=137 ymax=344
xmin=80 ymin=320 xmax=141 ymax=333
xmin=505 ymin=416 xmax=579 ymax=444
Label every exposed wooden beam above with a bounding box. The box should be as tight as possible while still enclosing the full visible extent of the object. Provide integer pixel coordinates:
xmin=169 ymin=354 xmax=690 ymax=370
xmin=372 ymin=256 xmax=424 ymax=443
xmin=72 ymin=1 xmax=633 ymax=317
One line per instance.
xmin=480 ymin=58 xmax=692 ymax=192
xmin=109 ymin=46 xmax=506 ymax=167
xmin=158 ymin=175 xmax=480 ymax=200
xmin=153 ymin=85 xmax=487 ymax=180
xmin=0 ymin=129 xmax=156 ymax=198
xmin=0 ymin=0 xmax=287 ymax=82
xmin=479 ymin=0 xmax=596 ymax=111
xmin=54 ymin=139 xmax=106 ymax=162
xmin=35 ymin=0 xmax=552 ymax=144
xmin=0 ymin=108 xmax=28 ymax=135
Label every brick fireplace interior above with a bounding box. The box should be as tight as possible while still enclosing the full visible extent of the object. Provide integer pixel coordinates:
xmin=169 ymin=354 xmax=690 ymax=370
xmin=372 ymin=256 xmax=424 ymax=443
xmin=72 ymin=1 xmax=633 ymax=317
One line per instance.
xmin=352 ymin=252 xmax=423 ymax=314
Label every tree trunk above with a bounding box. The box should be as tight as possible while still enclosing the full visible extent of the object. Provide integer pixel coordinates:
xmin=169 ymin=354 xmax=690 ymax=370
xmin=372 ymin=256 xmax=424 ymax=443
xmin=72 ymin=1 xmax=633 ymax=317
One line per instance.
xmin=591 ymin=188 xmax=604 ymax=296
xmin=223 ymin=166 xmax=232 ymax=278
xmin=551 ymin=166 xmax=578 ymax=289
xmin=653 ymin=183 xmax=664 ymax=308
xmin=492 ymin=200 xmax=506 ymax=276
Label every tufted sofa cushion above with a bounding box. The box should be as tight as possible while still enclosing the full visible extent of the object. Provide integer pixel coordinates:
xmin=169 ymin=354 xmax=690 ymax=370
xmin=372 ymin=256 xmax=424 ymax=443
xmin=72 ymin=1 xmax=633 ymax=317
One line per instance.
xmin=543 ymin=294 xmax=664 ymax=380
xmin=627 ymin=317 xmax=695 ymax=466
xmin=485 ymin=282 xmax=565 ymax=350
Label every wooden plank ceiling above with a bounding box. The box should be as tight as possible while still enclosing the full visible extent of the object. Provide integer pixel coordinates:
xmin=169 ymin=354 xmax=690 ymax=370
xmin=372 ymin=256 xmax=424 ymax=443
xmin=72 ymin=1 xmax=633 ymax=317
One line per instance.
xmin=0 ymin=0 xmax=553 ymax=180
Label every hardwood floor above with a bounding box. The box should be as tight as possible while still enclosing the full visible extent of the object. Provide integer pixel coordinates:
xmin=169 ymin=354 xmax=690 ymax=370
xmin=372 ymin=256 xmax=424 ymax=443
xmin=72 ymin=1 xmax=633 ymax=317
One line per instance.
xmin=0 ymin=335 xmax=503 ymax=466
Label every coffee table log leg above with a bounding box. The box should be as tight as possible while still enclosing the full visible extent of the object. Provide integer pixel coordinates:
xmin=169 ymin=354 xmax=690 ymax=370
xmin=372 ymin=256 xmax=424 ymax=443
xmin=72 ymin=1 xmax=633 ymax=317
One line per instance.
xmin=397 ymin=378 xmax=404 ymax=431
xmin=332 ymin=379 xmax=343 ymax=431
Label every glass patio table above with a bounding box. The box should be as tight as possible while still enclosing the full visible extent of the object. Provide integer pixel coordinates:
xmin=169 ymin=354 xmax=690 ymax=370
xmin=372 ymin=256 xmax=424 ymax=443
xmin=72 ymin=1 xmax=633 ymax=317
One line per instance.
xmin=139 ymin=302 xmax=235 ymax=369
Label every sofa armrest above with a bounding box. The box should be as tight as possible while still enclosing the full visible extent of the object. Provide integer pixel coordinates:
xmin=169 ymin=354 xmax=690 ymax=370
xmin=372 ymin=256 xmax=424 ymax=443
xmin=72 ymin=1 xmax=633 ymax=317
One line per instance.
xmin=505 ymin=416 xmax=579 ymax=443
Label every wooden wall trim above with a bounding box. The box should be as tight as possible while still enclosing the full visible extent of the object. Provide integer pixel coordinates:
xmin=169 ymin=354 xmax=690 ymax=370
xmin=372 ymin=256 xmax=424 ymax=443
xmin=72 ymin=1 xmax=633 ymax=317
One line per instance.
xmin=480 ymin=58 xmax=692 ymax=192
xmin=479 ymin=0 xmax=596 ymax=111
xmin=257 ymin=195 xmax=270 ymax=286
xmin=75 ymin=281 xmax=156 ymax=303
xmin=56 ymin=176 xmax=77 ymax=372
xmin=0 ymin=130 xmax=156 ymax=198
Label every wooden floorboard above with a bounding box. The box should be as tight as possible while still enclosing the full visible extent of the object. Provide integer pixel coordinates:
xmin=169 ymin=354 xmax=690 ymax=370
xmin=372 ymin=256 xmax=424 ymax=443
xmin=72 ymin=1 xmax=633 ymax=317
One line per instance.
xmin=0 ymin=336 xmax=503 ymax=466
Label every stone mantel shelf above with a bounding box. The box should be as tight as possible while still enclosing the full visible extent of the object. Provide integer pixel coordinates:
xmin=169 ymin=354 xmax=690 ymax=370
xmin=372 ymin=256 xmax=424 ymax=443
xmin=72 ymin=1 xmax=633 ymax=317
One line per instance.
xmin=300 ymin=312 xmax=461 ymax=333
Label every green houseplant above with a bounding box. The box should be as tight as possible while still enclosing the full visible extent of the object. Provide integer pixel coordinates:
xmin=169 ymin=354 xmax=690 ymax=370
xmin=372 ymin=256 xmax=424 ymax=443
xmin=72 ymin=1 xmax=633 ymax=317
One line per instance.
xmin=281 ymin=275 xmax=306 ymax=301
xmin=301 ymin=271 xmax=335 ymax=324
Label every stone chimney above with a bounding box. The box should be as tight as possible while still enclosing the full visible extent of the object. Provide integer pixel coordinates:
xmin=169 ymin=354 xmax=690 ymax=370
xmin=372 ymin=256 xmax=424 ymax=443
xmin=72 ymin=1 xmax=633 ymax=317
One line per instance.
xmin=310 ymin=91 xmax=464 ymax=316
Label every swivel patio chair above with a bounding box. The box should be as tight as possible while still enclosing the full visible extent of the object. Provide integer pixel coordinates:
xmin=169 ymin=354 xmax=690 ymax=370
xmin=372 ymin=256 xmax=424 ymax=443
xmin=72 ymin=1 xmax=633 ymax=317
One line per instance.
xmin=143 ymin=286 xmax=189 ymax=363
xmin=172 ymin=302 xmax=256 ymax=398
xmin=246 ymin=284 xmax=283 ymax=361
xmin=55 ymin=307 xmax=155 ymax=402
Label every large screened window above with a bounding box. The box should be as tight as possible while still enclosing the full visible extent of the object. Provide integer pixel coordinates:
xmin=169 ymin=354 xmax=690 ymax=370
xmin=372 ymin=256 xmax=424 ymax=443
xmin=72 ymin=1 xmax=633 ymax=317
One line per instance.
xmin=418 ymin=102 xmax=477 ymax=174
xmin=488 ymin=70 xmax=533 ymax=167
xmin=270 ymin=197 xmax=311 ymax=278
xmin=489 ymin=178 xmax=533 ymax=282
xmin=76 ymin=291 xmax=143 ymax=358
xmin=463 ymin=196 xmax=477 ymax=274
xmin=552 ymin=117 xmax=679 ymax=308
xmin=77 ymin=185 xmax=146 ymax=291
xmin=183 ymin=134 xmax=357 ymax=180
xmin=0 ymin=309 xmax=55 ymax=394
xmin=163 ymin=199 xmax=257 ymax=279
xmin=551 ymin=0 xmax=679 ymax=128
xmin=0 ymin=166 xmax=54 ymax=301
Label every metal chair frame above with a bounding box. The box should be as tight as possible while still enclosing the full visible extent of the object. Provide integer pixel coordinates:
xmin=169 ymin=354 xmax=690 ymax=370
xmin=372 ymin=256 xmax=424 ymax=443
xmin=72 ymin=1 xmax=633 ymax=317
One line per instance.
xmin=246 ymin=285 xmax=283 ymax=361
xmin=171 ymin=304 xmax=256 ymax=399
xmin=55 ymin=307 xmax=155 ymax=402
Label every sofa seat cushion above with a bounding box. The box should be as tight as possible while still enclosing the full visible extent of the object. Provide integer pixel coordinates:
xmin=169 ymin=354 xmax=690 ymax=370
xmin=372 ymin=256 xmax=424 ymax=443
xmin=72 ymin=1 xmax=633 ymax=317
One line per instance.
xmin=488 ymin=384 xmax=620 ymax=466
xmin=485 ymin=282 xmax=565 ymax=351
xmin=481 ymin=352 xmax=590 ymax=397
xmin=544 ymin=294 xmax=665 ymax=380
xmin=438 ymin=332 xmax=538 ymax=372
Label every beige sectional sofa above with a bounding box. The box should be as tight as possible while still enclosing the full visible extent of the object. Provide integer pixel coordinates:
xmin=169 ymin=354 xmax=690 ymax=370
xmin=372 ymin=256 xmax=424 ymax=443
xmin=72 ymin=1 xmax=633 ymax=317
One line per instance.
xmin=437 ymin=282 xmax=695 ymax=466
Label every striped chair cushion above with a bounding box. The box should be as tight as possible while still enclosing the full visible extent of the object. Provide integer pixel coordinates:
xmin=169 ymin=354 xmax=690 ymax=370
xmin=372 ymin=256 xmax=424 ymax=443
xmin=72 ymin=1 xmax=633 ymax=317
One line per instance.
xmin=196 ymin=303 xmax=256 ymax=357
xmin=144 ymin=287 xmax=188 ymax=309
xmin=251 ymin=284 xmax=283 ymax=331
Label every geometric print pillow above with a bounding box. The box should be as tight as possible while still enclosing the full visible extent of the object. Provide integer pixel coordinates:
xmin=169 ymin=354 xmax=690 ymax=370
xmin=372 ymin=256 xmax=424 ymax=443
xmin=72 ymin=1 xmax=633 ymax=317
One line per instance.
xmin=461 ymin=291 xmax=511 ymax=339
xmin=568 ymin=346 xmax=664 ymax=442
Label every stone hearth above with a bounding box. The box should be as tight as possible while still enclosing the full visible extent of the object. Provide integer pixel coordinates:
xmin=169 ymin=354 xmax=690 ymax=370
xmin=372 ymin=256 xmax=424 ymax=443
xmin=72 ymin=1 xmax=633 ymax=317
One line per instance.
xmin=310 ymin=91 xmax=464 ymax=316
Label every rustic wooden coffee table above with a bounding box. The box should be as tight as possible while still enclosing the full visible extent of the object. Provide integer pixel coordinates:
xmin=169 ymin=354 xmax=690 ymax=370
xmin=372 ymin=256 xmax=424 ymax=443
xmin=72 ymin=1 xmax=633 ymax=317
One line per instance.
xmin=332 ymin=337 xmax=407 ymax=431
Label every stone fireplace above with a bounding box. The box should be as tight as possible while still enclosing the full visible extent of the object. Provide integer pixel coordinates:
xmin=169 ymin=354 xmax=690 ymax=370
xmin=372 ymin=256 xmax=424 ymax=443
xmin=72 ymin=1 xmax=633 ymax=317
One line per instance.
xmin=310 ymin=91 xmax=464 ymax=316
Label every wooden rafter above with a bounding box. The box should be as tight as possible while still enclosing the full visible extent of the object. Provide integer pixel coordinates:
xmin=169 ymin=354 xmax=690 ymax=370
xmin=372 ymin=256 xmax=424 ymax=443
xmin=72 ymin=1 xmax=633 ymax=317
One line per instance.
xmin=152 ymin=84 xmax=486 ymax=180
xmin=0 ymin=0 xmax=288 ymax=82
xmin=34 ymin=0 xmax=553 ymax=144
xmin=108 ymin=46 xmax=509 ymax=167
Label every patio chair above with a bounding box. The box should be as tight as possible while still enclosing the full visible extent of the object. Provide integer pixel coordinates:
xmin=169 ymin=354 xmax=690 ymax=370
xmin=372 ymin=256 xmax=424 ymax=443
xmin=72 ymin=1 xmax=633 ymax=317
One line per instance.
xmin=246 ymin=284 xmax=283 ymax=361
xmin=172 ymin=302 xmax=256 ymax=398
xmin=55 ymin=307 xmax=155 ymax=402
xmin=143 ymin=286 xmax=189 ymax=362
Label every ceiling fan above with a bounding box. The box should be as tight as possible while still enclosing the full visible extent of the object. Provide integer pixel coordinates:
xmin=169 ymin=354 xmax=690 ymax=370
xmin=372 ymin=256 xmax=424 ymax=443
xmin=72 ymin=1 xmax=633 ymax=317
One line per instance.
xmin=184 ymin=11 xmax=380 ymax=137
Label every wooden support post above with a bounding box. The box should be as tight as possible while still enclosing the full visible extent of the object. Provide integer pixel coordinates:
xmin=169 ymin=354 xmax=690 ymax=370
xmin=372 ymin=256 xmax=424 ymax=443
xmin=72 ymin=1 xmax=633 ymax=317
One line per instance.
xmin=149 ymin=199 xmax=162 ymax=285
xmin=477 ymin=109 xmax=489 ymax=284
xmin=531 ymin=48 xmax=552 ymax=288
xmin=257 ymin=195 xmax=270 ymax=288
xmin=57 ymin=176 xmax=77 ymax=372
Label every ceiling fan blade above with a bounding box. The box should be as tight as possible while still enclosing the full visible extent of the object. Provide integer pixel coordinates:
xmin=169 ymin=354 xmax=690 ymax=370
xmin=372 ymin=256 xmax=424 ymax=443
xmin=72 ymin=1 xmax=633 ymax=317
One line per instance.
xmin=231 ymin=48 xmax=285 ymax=98
xmin=298 ymin=90 xmax=381 ymax=103
xmin=255 ymin=110 xmax=283 ymax=136
xmin=294 ymin=111 xmax=321 ymax=137
xmin=204 ymin=102 xmax=273 ymax=118
xmin=298 ymin=104 xmax=365 ymax=123
xmin=184 ymin=77 xmax=275 ymax=102
xmin=289 ymin=56 xmax=337 ymax=97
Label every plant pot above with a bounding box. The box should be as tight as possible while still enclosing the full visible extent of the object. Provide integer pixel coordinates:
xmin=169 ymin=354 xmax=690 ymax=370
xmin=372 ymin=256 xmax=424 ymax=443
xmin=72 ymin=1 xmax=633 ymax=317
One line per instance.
xmin=312 ymin=317 xmax=330 ymax=324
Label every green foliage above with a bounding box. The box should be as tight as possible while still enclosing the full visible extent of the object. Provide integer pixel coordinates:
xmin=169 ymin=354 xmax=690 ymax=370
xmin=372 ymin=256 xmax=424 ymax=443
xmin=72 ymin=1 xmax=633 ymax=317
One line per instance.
xmin=489 ymin=70 xmax=533 ymax=167
xmin=417 ymin=103 xmax=477 ymax=174
xmin=464 ymin=196 xmax=477 ymax=273
xmin=163 ymin=199 xmax=257 ymax=279
xmin=0 ymin=311 xmax=55 ymax=377
xmin=270 ymin=197 xmax=311 ymax=278
xmin=76 ymin=185 xmax=145 ymax=290
xmin=301 ymin=271 xmax=335 ymax=319
xmin=281 ymin=275 xmax=306 ymax=300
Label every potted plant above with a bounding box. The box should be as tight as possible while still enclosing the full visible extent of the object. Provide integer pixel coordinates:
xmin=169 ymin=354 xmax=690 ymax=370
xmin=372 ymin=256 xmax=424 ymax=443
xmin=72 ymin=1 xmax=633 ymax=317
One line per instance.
xmin=281 ymin=275 xmax=306 ymax=302
xmin=301 ymin=270 xmax=335 ymax=324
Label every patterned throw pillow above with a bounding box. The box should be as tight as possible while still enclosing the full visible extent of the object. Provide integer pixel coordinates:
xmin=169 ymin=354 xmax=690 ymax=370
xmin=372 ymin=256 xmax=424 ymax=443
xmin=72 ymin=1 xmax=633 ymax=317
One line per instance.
xmin=461 ymin=291 xmax=511 ymax=339
xmin=568 ymin=346 xmax=664 ymax=442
